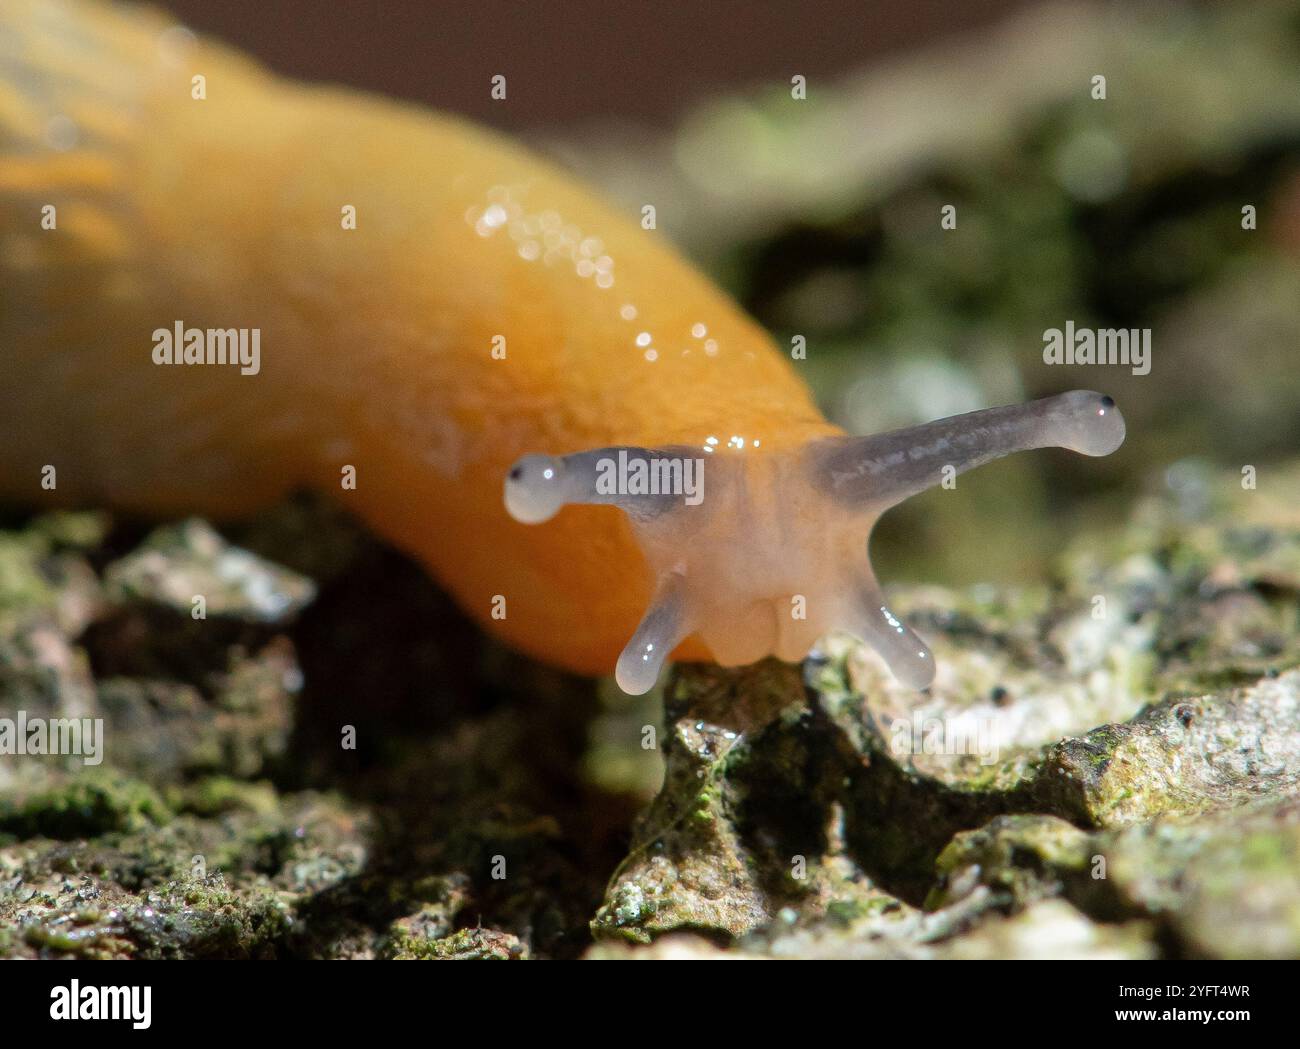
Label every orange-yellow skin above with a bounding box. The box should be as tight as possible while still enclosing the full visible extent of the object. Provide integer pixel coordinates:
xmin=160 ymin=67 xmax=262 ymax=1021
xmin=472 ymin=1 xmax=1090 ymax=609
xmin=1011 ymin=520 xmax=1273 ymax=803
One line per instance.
xmin=0 ymin=0 xmax=841 ymax=674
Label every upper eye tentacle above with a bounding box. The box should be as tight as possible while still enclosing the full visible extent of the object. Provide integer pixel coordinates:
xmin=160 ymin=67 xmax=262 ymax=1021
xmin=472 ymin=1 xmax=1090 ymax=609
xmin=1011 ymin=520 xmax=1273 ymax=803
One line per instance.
xmin=809 ymin=390 xmax=1125 ymax=514
xmin=505 ymin=446 xmax=697 ymax=523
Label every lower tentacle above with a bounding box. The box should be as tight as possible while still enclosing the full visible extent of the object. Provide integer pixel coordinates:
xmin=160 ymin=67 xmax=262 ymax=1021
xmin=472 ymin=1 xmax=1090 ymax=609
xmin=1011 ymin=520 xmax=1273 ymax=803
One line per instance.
xmin=841 ymin=572 xmax=935 ymax=690
xmin=615 ymin=570 xmax=692 ymax=695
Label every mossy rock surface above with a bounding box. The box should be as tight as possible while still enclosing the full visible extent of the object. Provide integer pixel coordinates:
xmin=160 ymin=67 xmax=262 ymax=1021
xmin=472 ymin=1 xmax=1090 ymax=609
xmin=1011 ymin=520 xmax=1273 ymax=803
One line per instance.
xmin=2 ymin=456 xmax=1298 ymax=959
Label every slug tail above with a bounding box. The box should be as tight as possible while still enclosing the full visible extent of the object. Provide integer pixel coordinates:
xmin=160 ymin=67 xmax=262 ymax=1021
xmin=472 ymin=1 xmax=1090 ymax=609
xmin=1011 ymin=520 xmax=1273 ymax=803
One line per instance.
xmin=0 ymin=1 xmax=310 ymax=517
xmin=0 ymin=0 xmax=166 ymax=291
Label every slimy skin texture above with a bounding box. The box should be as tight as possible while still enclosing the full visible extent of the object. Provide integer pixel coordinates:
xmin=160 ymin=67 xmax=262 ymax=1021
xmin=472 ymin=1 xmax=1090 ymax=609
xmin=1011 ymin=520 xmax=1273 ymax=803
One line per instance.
xmin=1 ymin=1 xmax=1126 ymax=694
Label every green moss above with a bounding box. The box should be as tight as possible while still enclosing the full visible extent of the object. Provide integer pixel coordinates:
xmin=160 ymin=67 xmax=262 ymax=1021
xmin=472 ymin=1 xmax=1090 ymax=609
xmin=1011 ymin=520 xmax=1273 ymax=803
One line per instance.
xmin=0 ymin=535 xmax=56 ymax=618
xmin=169 ymin=777 xmax=280 ymax=818
xmin=0 ymin=772 xmax=171 ymax=839
xmin=29 ymin=511 xmax=112 ymax=552
xmin=385 ymin=925 xmax=527 ymax=960
xmin=825 ymin=895 xmax=897 ymax=927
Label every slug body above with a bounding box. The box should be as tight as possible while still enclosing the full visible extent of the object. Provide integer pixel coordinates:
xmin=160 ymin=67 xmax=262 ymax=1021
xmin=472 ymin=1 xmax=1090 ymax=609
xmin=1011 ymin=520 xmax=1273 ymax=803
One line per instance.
xmin=1 ymin=1 xmax=1125 ymax=694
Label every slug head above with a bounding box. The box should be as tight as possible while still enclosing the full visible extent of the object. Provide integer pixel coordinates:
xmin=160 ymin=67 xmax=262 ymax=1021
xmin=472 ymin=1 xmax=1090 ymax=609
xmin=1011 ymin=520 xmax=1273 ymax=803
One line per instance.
xmin=504 ymin=390 xmax=1125 ymax=694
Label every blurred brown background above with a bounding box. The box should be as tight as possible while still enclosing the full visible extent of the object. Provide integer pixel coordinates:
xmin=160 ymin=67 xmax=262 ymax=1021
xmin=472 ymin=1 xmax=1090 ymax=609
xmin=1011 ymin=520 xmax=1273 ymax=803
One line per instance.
xmin=164 ymin=0 xmax=1032 ymax=131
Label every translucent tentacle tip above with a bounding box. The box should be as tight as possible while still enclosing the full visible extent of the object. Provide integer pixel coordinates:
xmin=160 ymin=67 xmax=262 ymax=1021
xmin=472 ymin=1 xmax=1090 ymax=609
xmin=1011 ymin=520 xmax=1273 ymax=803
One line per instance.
xmin=504 ymin=454 xmax=567 ymax=524
xmin=503 ymin=390 xmax=1125 ymax=695
xmin=1054 ymin=390 xmax=1126 ymax=457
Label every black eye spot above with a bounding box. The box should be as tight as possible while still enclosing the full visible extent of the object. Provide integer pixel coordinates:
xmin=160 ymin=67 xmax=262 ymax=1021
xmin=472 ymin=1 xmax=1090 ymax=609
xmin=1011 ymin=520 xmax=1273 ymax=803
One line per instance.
xmin=509 ymin=467 xmax=523 ymax=481
xmin=1100 ymin=395 xmax=1115 ymax=408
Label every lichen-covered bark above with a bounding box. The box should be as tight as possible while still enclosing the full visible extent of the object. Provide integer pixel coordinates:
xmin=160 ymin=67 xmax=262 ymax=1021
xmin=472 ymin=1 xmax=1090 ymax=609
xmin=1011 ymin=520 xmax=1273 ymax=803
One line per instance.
xmin=3 ymin=0 xmax=1299 ymax=958
xmin=0 ymin=506 xmax=627 ymax=959
xmin=0 ymin=461 xmax=1297 ymax=959
xmin=591 ymin=464 xmax=1300 ymax=956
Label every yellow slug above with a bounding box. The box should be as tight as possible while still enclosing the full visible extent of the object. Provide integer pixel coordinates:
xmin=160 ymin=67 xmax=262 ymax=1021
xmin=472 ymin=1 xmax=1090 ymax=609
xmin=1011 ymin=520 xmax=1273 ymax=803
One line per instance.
xmin=0 ymin=0 xmax=1125 ymax=693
